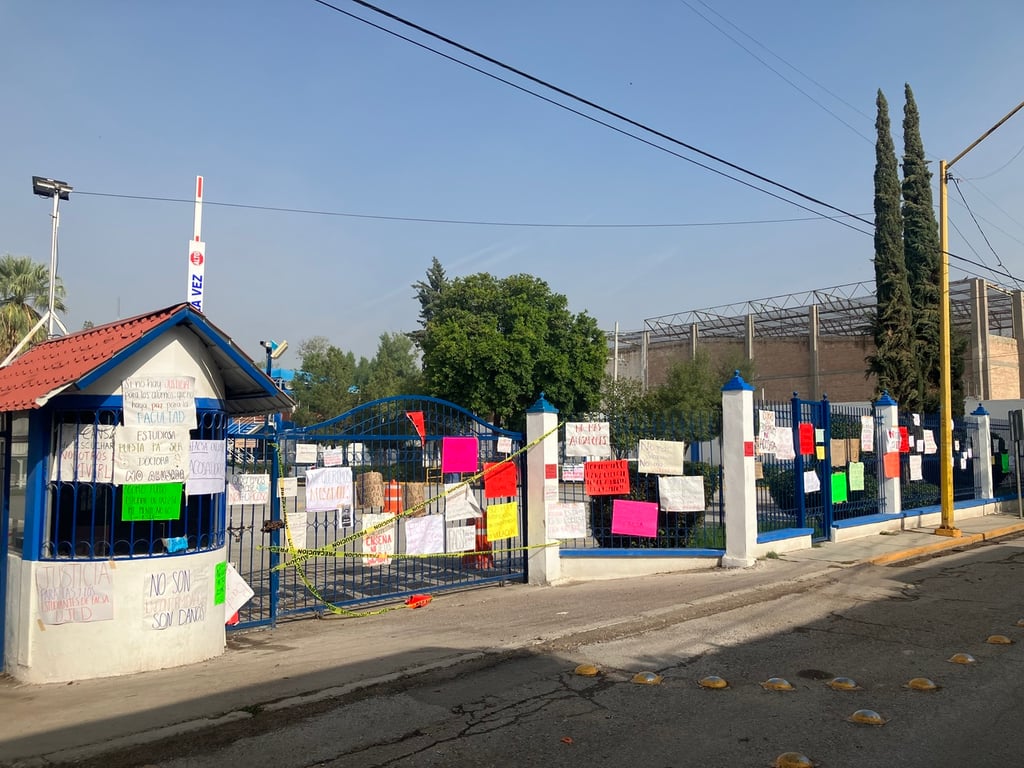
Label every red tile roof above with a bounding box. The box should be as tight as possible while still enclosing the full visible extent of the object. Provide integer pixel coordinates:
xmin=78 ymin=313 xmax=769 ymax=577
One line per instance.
xmin=0 ymin=304 xmax=186 ymax=412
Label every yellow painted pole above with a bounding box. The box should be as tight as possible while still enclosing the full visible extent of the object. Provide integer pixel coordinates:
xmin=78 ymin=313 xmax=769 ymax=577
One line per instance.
xmin=934 ymin=99 xmax=1024 ymax=537
xmin=936 ymin=160 xmax=958 ymax=535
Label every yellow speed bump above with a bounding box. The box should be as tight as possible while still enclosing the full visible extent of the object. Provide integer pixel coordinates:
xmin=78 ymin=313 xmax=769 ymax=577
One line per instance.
xmin=761 ymin=677 xmax=796 ymax=691
xmin=697 ymin=675 xmax=729 ymax=690
xmin=904 ymin=677 xmax=940 ymax=691
xmin=948 ymin=653 xmax=977 ymax=664
xmin=848 ymin=709 xmax=887 ymax=726
xmin=773 ymin=752 xmax=814 ymax=767
xmin=987 ymin=635 xmax=1013 ymax=645
xmin=574 ymin=664 xmax=600 ymax=677
xmin=826 ymin=676 xmax=861 ymax=691
xmin=631 ymin=671 xmax=663 ymax=685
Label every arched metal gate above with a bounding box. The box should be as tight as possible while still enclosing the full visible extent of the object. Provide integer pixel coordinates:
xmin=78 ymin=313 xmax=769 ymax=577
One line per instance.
xmin=226 ymin=396 xmax=526 ymax=628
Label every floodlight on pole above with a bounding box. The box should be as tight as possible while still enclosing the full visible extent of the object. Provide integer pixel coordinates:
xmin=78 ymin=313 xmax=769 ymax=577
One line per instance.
xmin=935 ymin=99 xmax=1024 ymax=538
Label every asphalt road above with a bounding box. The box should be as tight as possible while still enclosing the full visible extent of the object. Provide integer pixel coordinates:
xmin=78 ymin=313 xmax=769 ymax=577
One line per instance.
xmin=74 ymin=538 xmax=1024 ymax=768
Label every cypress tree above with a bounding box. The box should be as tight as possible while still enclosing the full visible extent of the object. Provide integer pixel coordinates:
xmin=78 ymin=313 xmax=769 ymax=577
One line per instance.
xmin=901 ymin=84 xmax=943 ymax=412
xmin=868 ymin=90 xmax=919 ymax=410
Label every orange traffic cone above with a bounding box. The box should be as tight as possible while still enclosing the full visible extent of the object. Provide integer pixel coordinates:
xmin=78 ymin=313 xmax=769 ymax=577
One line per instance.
xmin=462 ymin=515 xmax=494 ymax=570
xmin=384 ymin=480 xmax=403 ymax=514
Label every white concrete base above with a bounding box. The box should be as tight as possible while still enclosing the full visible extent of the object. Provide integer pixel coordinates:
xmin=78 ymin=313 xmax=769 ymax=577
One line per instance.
xmin=558 ymin=555 xmax=719 ymax=582
xmin=721 ymin=554 xmax=757 ymax=569
xmin=831 ymin=518 xmax=903 ymax=543
xmin=752 ymin=534 xmax=812 ymax=558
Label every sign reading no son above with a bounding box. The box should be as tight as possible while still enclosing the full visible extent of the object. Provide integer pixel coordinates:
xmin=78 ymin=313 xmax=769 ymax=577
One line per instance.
xmin=121 ymin=483 xmax=183 ymax=521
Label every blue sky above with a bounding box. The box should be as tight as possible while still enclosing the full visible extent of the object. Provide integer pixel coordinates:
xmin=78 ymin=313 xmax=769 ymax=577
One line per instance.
xmin=2 ymin=1 xmax=1023 ymax=366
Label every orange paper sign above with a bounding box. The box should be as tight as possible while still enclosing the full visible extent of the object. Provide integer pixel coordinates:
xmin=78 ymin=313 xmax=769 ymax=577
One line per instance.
xmin=584 ymin=460 xmax=630 ymax=496
xmin=483 ymin=461 xmax=518 ymax=499
xmin=883 ymin=452 xmax=900 ymax=479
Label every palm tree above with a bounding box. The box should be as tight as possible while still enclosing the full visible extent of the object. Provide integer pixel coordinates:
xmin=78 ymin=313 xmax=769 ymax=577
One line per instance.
xmin=0 ymin=254 xmax=66 ymax=359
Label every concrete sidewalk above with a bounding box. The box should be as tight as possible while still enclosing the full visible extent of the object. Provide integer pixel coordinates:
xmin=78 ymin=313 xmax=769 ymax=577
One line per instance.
xmin=3 ymin=510 xmax=1024 ymax=766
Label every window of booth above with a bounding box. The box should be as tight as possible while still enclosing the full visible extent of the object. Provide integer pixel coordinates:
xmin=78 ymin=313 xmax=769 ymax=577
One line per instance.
xmin=44 ymin=408 xmax=227 ymax=559
xmin=7 ymin=413 xmax=28 ymax=554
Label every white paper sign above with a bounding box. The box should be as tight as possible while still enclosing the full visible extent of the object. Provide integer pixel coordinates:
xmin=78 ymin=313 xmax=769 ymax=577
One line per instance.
xmin=860 ymin=415 xmax=875 ymax=452
xmin=322 ymin=448 xmax=344 ymax=467
xmin=447 ymin=524 xmax=475 ymax=553
xmin=224 ymin=562 xmax=255 ymax=620
xmin=36 ymin=561 xmax=114 ymax=625
xmin=294 ymin=443 xmax=318 ymax=465
xmin=804 ymin=470 xmax=821 ymax=494
xmin=562 ymin=463 xmax=585 ymax=482
xmin=544 ymin=483 xmax=560 ymax=503
xmin=775 ymin=428 xmax=796 ymax=461
xmin=658 ymin=475 xmax=705 ymax=512
xmin=757 ymin=410 xmax=778 ymax=454
xmin=278 ymin=476 xmax=298 ymax=498
xmin=122 ymin=375 xmax=196 ymax=429
xmin=923 ymin=430 xmax=937 ymax=455
xmin=113 ymin=425 xmax=191 ymax=485
xmin=405 ymin=515 xmax=445 ymax=555
xmin=444 ymin=483 xmax=482 ymax=521
xmin=563 ymin=422 xmax=612 ymax=458
xmin=496 ymin=436 xmax=512 ymax=454
xmin=362 ymin=512 xmax=395 ymax=566
xmin=885 ymin=429 xmax=901 ymax=453
xmin=227 ymin=474 xmax=270 ymax=505
xmin=51 ymin=424 xmax=115 ymax=483
xmin=282 ymin=510 xmax=307 ymax=551
xmin=637 ymin=439 xmax=686 ymax=475
xmin=548 ymin=501 xmax=587 ymax=538
xmin=304 ymin=466 xmax=353 ymax=512
xmin=347 ymin=442 xmax=367 ymax=466
xmin=909 ymin=454 xmax=923 ymax=481
xmin=187 ymin=439 xmax=225 ymax=496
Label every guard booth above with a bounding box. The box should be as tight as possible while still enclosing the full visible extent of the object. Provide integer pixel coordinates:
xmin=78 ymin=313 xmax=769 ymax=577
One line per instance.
xmin=0 ymin=304 xmax=293 ymax=683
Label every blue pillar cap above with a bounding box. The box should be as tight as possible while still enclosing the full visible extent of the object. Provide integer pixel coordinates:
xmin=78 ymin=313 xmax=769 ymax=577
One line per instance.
xmin=971 ymin=403 xmax=989 ymax=416
xmin=721 ymin=370 xmax=754 ymax=392
xmin=875 ymin=390 xmax=897 ymax=406
xmin=527 ymin=391 xmax=559 ymax=414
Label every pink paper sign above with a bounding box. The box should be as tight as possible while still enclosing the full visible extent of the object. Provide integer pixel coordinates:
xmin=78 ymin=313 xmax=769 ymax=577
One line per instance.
xmin=441 ymin=436 xmax=478 ymax=474
xmin=611 ymin=499 xmax=658 ymax=538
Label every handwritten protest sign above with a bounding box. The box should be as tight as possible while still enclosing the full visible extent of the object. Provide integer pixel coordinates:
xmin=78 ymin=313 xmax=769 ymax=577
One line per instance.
xmin=562 ymin=463 xmax=585 ymax=482
xmin=405 ymin=515 xmax=445 ymax=555
xmin=658 ymin=475 xmax=705 ymax=512
xmin=798 ymin=423 xmax=815 ymax=455
xmin=224 ymin=562 xmax=255 ymax=621
xmin=122 ymin=482 xmax=182 ymax=521
xmin=304 ymin=466 xmax=353 ymax=512
xmin=122 ymin=375 xmax=196 ymax=429
xmin=483 ymin=461 xmax=517 ymax=498
xmin=362 ymin=513 xmax=395 ymax=566
xmin=563 ymin=422 xmax=611 ymax=458
xmin=547 ymin=502 xmax=586 ymax=539
xmin=441 ymin=437 xmax=478 ymax=473
xmin=227 ymin=474 xmax=270 ymax=505
xmin=51 ymin=424 xmax=115 ymax=483
xmin=322 ymin=448 xmax=344 ymax=467
xmin=611 ymin=499 xmax=658 ymax=537
xmin=278 ymin=476 xmax=298 ymax=498
xmin=848 ymin=462 xmax=865 ymax=491
xmin=36 ymin=561 xmax=114 ymax=625
xmin=447 ymin=524 xmax=475 ymax=552
xmin=444 ymin=483 xmax=482 ymax=521
xmin=113 ymin=425 xmax=190 ymax=485
xmin=486 ymin=502 xmax=519 ymax=541
xmin=187 ymin=439 xmax=225 ymax=496
xmin=143 ymin=564 xmax=208 ymax=631
xmin=294 ymin=443 xmax=318 ymax=464
xmin=584 ymin=460 xmax=630 ymax=496
xmin=637 ymin=439 xmax=685 ymax=475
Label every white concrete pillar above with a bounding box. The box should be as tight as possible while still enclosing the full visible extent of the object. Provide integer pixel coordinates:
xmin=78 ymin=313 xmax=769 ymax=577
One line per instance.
xmin=968 ymin=404 xmax=993 ymax=499
xmin=875 ymin=392 xmax=901 ymax=515
xmin=721 ymin=371 xmax=757 ymax=568
xmin=525 ymin=393 xmax=561 ymax=585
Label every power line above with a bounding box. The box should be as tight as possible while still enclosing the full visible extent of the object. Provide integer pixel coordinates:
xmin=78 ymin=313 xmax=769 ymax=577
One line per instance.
xmin=960 ymin=179 xmax=1024 ymax=241
xmin=310 ymin=0 xmax=873 ymax=234
xmin=73 ymin=190 xmax=869 ymax=229
xmin=678 ymin=0 xmax=873 ymax=145
xmin=962 ymin=140 xmax=1024 ymax=180
xmin=950 ymin=177 xmax=1022 ymax=289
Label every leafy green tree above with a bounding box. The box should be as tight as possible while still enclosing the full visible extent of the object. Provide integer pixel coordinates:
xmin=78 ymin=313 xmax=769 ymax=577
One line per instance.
xmin=420 ymin=272 xmax=605 ymax=426
xmin=0 ymin=254 xmax=66 ymax=359
xmin=867 ymin=90 xmax=920 ymax=410
xmin=902 ymin=84 xmax=944 ymax=412
xmin=290 ymin=336 xmax=365 ymax=425
xmin=408 ymin=257 xmax=449 ymax=348
xmin=649 ymin=349 xmax=753 ymax=416
xmin=363 ymin=332 xmax=422 ymax=400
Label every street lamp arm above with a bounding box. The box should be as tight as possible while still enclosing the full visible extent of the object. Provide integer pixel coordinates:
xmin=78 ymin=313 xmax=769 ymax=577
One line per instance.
xmin=948 ymin=99 xmax=1024 ymax=170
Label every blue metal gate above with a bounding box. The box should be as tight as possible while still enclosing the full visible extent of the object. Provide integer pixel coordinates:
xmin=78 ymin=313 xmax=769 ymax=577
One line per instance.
xmin=792 ymin=395 xmax=832 ymax=542
xmin=226 ymin=396 xmax=525 ymax=628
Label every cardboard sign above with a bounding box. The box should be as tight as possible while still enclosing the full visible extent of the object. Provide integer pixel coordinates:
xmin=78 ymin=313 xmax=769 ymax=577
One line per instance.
xmin=584 ymin=460 xmax=630 ymax=496
xmin=483 ymin=461 xmax=518 ymax=499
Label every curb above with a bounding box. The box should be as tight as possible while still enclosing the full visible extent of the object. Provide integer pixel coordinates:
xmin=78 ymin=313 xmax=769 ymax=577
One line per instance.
xmin=867 ymin=521 xmax=1024 ymax=566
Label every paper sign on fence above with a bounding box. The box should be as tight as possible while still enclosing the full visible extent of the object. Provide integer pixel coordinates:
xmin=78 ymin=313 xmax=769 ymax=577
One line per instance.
xmin=848 ymin=462 xmax=865 ymax=492
xmin=563 ymin=422 xmax=611 ymax=458
xmin=187 ymin=439 xmax=225 ymax=496
xmin=803 ymin=470 xmax=821 ymax=494
xmin=658 ymin=475 xmax=705 ymax=512
xmin=441 ymin=437 xmax=478 ymax=473
xmin=447 ymin=524 xmax=475 ymax=552
xmin=294 ymin=443 xmax=318 ymax=464
xmin=405 ymin=515 xmax=445 ymax=555
xmin=362 ymin=513 xmax=395 ymax=566
xmin=304 ymin=466 xmax=353 ymax=512
xmin=486 ymin=502 xmax=519 ymax=541
xmin=611 ymin=499 xmax=658 ymax=538
xmin=547 ymin=502 xmax=587 ymax=539
xmin=227 ymin=474 xmax=270 ymax=505
xmin=637 ymin=439 xmax=685 ymax=475
xmin=444 ymin=483 xmax=482 ymax=521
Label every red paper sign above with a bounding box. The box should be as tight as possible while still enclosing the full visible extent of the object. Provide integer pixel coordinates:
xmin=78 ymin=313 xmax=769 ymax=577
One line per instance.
xmin=545 ymin=463 xmax=558 ymax=480
xmin=406 ymin=411 xmax=426 ymax=446
xmin=798 ymin=423 xmax=815 ymax=455
xmin=744 ymin=441 xmax=755 ymax=457
xmin=483 ymin=461 xmax=518 ymax=499
xmin=883 ymin=452 xmax=900 ymax=479
xmin=899 ymin=426 xmax=910 ymax=453
xmin=611 ymin=499 xmax=658 ymax=537
xmin=584 ymin=460 xmax=630 ymax=496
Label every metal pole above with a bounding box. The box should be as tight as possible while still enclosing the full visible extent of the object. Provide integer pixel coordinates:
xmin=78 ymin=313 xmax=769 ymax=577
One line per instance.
xmin=936 ymin=160 xmax=958 ymax=535
xmin=1016 ymin=439 xmax=1022 ymax=520
xmin=613 ymin=321 xmax=619 ymax=382
xmin=46 ymin=192 xmax=59 ymax=338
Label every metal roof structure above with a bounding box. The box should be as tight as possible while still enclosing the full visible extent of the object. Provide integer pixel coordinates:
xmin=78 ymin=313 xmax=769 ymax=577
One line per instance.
xmin=636 ymin=278 xmax=1017 ymax=342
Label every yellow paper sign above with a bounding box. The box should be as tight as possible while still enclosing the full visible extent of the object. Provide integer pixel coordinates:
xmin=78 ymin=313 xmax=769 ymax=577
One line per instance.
xmin=486 ymin=502 xmax=519 ymax=542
